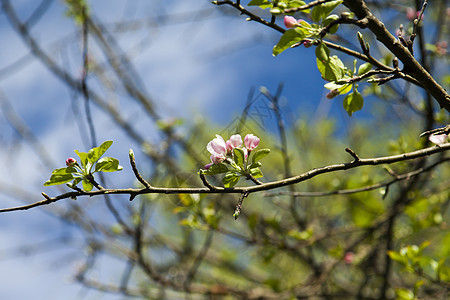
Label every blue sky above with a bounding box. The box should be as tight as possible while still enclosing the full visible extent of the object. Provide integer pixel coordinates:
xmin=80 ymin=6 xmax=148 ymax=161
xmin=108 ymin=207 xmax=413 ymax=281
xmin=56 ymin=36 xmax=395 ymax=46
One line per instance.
xmin=0 ymin=0 xmax=444 ymax=299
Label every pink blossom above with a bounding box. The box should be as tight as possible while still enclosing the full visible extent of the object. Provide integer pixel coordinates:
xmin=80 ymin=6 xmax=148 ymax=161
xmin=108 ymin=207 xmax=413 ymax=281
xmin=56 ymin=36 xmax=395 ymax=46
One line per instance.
xmin=66 ymin=157 xmax=77 ymax=167
xmin=210 ymin=154 xmax=224 ymax=164
xmin=284 ymin=16 xmax=299 ymax=28
xmin=344 ymin=252 xmax=354 ymax=264
xmin=429 ymin=134 xmax=448 ymax=145
xmin=406 ymin=7 xmax=422 ymax=21
xmin=228 ymin=134 xmax=243 ymax=148
xmin=207 ymin=135 xmax=227 ymax=164
xmin=244 ymin=134 xmax=260 ymax=151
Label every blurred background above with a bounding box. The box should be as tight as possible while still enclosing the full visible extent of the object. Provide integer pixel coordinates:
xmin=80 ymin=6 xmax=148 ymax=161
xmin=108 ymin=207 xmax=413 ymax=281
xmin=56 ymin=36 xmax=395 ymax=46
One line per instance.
xmin=0 ymin=0 xmax=448 ymax=299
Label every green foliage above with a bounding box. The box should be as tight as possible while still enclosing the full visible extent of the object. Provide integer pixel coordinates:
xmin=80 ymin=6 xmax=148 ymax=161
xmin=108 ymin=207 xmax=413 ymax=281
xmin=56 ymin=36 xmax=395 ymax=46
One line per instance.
xmin=388 ymin=241 xmax=450 ymax=297
xmin=343 ymin=87 xmax=364 ymax=116
xmin=311 ymin=0 xmax=343 ymax=23
xmin=64 ymin=0 xmax=89 ymax=24
xmin=247 ymin=0 xmax=309 ymax=14
xmin=44 ymin=141 xmax=122 ymax=191
xmin=315 ymin=42 xmax=346 ymax=81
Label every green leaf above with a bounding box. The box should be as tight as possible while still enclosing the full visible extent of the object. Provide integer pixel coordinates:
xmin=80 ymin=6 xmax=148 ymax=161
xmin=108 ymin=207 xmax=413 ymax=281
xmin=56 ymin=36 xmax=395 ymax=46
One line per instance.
xmin=203 ymin=163 xmax=228 ymax=175
xmin=94 ymin=157 xmax=123 ymax=173
xmin=250 ymin=167 xmax=263 ymax=178
xmin=315 ymin=42 xmax=330 ymax=61
xmin=357 ymin=62 xmax=372 ymax=76
xmin=273 ymin=28 xmax=306 ymax=56
xmin=68 ymin=177 xmax=82 ymax=188
xmin=222 ymin=172 xmax=240 ymax=188
xmin=44 ymin=169 xmax=75 ymax=186
xmin=321 ymin=1 xmax=343 ymax=17
xmin=395 ymin=288 xmax=415 ymax=300
xmin=311 ymin=0 xmax=342 ymax=22
xmin=88 ymin=140 xmax=113 ymax=164
xmin=82 ymin=178 xmax=93 ymax=191
xmin=233 ymin=148 xmax=245 ymax=169
xmin=315 ymin=42 xmax=345 ymax=81
xmin=343 ymin=88 xmax=364 ymax=116
xmin=251 ymin=149 xmax=270 ymax=163
xmin=310 ymin=4 xmax=323 ymax=22
xmin=388 ymin=251 xmax=407 ymax=265
xmin=74 ymin=150 xmax=89 ymax=169
xmin=248 ymin=0 xmax=272 ymax=9
xmin=323 ymin=14 xmax=339 ymax=34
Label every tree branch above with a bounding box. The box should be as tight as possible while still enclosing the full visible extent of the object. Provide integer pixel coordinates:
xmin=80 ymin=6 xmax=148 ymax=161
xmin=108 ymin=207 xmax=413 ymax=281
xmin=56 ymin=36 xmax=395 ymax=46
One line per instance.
xmin=343 ymin=0 xmax=450 ymax=111
xmin=1 ymin=143 xmax=449 ymax=213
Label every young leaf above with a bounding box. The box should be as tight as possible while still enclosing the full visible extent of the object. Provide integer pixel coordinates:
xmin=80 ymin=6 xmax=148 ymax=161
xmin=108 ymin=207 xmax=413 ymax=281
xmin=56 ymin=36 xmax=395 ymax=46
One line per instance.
xmin=357 ymin=62 xmax=372 ymax=76
xmin=44 ymin=170 xmax=75 ymax=186
xmin=248 ymin=0 xmax=272 ymax=9
xmin=250 ymin=167 xmax=263 ymax=178
xmin=74 ymin=150 xmax=89 ymax=169
xmin=311 ymin=0 xmax=342 ymax=22
xmin=69 ymin=177 xmax=82 ymax=188
xmin=315 ymin=43 xmax=345 ymax=81
xmin=94 ymin=157 xmax=123 ymax=172
xmin=323 ymin=14 xmax=339 ymax=34
xmin=251 ymin=149 xmax=270 ymax=163
xmin=82 ymin=178 xmax=94 ymax=191
xmin=88 ymin=140 xmax=113 ymax=164
xmin=321 ymin=1 xmax=343 ymax=17
xmin=273 ymin=28 xmax=306 ymax=56
xmin=343 ymin=88 xmax=364 ymax=116
xmin=222 ymin=172 xmax=240 ymax=188
xmin=203 ymin=163 xmax=228 ymax=175
xmin=233 ymin=148 xmax=245 ymax=169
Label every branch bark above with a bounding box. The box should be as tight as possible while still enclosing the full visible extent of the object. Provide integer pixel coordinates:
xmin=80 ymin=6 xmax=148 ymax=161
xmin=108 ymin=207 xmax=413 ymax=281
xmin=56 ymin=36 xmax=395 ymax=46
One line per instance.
xmin=343 ymin=0 xmax=450 ymax=111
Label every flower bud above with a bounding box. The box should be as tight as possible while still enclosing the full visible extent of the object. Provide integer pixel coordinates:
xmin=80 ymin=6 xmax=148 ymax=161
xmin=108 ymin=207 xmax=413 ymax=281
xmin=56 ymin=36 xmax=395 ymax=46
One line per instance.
xmin=244 ymin=134 xmax=260 ymax=150
xmin=284 ymin=16 xmax=299 ymax=28
xmin=326 ymin=89 xmax=340 ymax=99
xmin=344 ymin=252 xmax=355 ymax=264
xmin=66 ymin=157 xmax=77 ymax=167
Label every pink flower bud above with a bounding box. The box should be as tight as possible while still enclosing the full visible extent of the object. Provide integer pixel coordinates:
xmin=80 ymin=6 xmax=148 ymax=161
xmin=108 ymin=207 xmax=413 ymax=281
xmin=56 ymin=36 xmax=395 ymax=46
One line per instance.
xmin=284 ymin=16 xmax=299 ymax=28
xmin=228 ymin=134 xmax=243 ymax=148
xmin=429 ymin=134 xmax=448 ymax=145
xmin=326 ymin=89 xmax=340 ymax=99
xmin=303 ymin=40 xmax=312 ymax=48
xmin=66 ymin=157 xmax=77 ymax=167
xmin=344 ymin=252 xmax=354 ymax=264
xmin=244 ymin=134 xmax=260 ymax=151
xmin=204 ymin=163 xmax=213 ymax=170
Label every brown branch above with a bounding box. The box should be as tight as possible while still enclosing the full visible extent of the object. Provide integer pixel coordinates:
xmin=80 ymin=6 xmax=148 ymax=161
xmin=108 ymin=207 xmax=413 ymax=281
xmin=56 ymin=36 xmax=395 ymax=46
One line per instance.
xmin=264 ymin=157 xmax=450 ymax=198
xmin=1 ymin=143 xmax=449 ymax=213
xmin=343 ymin=0 xmax=450 ymax=111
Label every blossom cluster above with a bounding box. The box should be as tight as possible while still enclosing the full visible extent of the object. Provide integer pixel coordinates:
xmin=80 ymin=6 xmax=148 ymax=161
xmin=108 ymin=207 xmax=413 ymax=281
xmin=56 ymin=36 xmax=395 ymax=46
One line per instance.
xmin=205 ymin=133 xmax=260 ymax=169
xmin=202 ymin=133 xmax=269 ymax=188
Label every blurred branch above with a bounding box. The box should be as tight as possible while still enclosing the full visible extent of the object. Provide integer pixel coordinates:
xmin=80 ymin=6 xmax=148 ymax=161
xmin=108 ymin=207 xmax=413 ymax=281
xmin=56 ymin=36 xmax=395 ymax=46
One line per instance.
xmin=264 ymin=157 xmax=450 ymax=198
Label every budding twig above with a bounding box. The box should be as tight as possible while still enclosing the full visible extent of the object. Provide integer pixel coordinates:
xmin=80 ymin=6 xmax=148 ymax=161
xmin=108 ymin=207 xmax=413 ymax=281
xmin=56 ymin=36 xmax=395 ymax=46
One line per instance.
xmin=129 ymin=149 xmax=152 ymax=189
xmin=199 ymin=170 xmax=217 ymax=191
